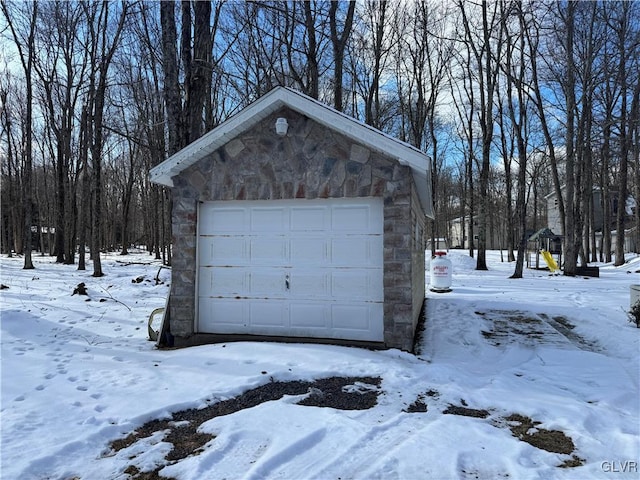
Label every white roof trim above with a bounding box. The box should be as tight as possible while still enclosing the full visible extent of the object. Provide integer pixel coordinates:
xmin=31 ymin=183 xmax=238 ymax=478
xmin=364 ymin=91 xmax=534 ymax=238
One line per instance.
xmin=149 ymin=87 xmax=434 ymax=218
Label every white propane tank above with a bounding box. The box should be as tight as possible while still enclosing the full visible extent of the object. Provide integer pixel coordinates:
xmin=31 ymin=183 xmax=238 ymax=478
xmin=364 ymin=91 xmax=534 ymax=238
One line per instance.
xmin=430 ymin=251 xmax=452 ymax=292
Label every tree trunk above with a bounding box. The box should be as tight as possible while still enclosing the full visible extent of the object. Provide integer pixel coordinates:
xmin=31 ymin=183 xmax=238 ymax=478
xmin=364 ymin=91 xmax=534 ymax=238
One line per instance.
xmin=329 ymin=1 xmax=355 ymax=111
xmin=2 ymin=1 xmax=38 ymax=268
xmin=303 ymin=1 xmax=319 ymax=99
xmin=563 ymin=2 xmax=578 ymax=276
xmin=613 ymin=4 xmax=633 ymax=266
xmin=186 ymin=0 xmax=212 ymax=143
xmin=160 ymin=0 xmax=184 ymax=156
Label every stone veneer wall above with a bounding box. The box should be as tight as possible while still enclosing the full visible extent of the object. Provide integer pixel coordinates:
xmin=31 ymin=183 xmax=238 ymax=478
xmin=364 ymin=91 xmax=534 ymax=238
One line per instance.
xmin=169 ymin=107 xmax=426 ymax=351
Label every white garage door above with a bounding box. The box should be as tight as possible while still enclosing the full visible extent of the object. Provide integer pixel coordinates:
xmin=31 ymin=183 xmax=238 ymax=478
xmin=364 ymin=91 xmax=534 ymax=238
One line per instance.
xmin=197 ymin=198 xmax=384 ymax=342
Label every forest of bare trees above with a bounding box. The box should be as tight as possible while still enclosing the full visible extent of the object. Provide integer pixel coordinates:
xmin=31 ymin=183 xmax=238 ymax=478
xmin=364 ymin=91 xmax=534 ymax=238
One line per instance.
xmin=1 ymin=0 xmax=638 ymax=277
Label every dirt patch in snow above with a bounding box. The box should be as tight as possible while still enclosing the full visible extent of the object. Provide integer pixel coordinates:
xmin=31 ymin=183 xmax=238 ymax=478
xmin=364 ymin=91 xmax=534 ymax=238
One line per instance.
xmin=478 ymin=310 xmax=553 ymax=347
xmin=503 ymin=413 xmax=574 ymax=454
xmin=444 ymin=403 xmax=491 ymax=419
xmin=502 ymin=413 xmax=585 ymax=467
xmin=109 ymin=376 xmax=381 ymax=480
xmin=404 ymin=389 xmax=438 ymax=413
xmin=477 ymin=309 xmax=601 ymax=353
xmin=407 ymin=396 xmax=583 ymax=468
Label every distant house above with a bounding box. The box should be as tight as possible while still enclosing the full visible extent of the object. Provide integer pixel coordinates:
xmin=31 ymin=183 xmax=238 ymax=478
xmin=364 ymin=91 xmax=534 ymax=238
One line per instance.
xmin=149 ymin=87 xmax=434 ymax=352
xmin=595 ymin=228 xmax=637 ymax=254
xmin=545 ymin=187 xmax=608 ymax=234
xmin=428 ymin=238 xmax=448 ymax=252
xmin=546 ymin=187 xmax=636 ymax=253
xmin=449 ymin=215 xmax=503 ymax=250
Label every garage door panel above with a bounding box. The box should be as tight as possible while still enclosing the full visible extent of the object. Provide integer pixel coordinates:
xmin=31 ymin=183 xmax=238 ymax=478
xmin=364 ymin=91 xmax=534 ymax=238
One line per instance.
xmin=250 ymin=237 xmax=288 ymax=265
xmin=199 ymin=236 xmax=248 ymax=266
xmin=331 ymin=270 xmax=382 ymax=301
xmin=198 ymin=267 xmax=214 ymax=296
xmin=201 ymin=206 xmax=248 ymax=235
xmin=250 ymin=268 xmax=289 ymax=296
xmin=331 ymin=236 xmax=383 ymax=267
xmin=288 ymin=271 xmax=330 ymax=298
xmin=332 ymin=203 xmax=382 ymax=233
xmin=199 ymin=297 xmax=248 ymax=333
xmin=290 ymin=237 xmax=327 ymax=265
xmin=200 ymin=267 xmax=249 ymax=296
xmin=290 ymin=303 xmax=328 ymax=330
xmin=198 ymin=198 xmax=384 ymax=342
xmin=250 ymin=301 xmax=287 ymax=328
xmin=331 ymin=303 xmax=384 ymax=340
xmin=251 ymin=207 xmax=288 ymax=232
xmin=290 ymin=207 xmax=329 ymax=231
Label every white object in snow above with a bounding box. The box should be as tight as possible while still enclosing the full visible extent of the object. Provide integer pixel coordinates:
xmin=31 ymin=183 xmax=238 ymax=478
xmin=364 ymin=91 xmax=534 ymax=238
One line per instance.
xmin=430 ymin=251 xmax=452 ymax=292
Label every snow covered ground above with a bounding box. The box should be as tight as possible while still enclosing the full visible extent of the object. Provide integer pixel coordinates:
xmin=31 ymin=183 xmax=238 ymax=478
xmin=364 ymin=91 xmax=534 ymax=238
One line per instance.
xmin=1 ymin=249 xmax=638 ymax=480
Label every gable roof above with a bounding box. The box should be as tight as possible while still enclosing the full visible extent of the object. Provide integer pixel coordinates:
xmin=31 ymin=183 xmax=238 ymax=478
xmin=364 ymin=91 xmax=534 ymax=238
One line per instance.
xmin=149 ymin=86 xmax=434 ymax=218
xmin=528 ymin=227 xmax=560 ymax=241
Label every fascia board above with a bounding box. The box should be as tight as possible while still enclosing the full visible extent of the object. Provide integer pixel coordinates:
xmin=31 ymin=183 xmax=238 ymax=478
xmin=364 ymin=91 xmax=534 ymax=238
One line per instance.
xmin=149 ymin=87 xmax=433 ymax=217
xmin=149 ymin=91 xmax=286 ymax=186
xmin=280 ymin=89 xmax=433 ymax=217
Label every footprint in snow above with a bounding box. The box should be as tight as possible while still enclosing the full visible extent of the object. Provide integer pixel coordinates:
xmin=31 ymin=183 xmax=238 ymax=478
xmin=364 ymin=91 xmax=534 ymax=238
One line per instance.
xmin=13 ymin=346 xmax=30 ymax=355
xmin=76 ymin=385 xmax=88 ymax=392
xmin=35 ymin=385 xmax=45 ymax=391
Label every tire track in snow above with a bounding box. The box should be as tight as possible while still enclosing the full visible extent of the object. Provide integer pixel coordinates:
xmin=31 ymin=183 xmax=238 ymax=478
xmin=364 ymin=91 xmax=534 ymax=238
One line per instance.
xmin=243 ymin=427 xmax=329 ymax=480
xmin=298 ymin=414 xmax=421 ymax=480
xmin=178 ymin=430 xmax=270 ymax=479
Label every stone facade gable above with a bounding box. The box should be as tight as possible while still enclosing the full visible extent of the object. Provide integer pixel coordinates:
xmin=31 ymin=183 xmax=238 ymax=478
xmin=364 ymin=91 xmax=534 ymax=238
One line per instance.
xmin=168 ymin=107 xmax=426 ymax=351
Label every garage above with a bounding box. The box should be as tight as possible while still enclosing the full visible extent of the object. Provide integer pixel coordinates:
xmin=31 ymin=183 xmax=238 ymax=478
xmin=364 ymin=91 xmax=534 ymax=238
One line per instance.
xmin=149 ymin=86 xmax=434 ymax=351
xmin=197 ymin=198 xmax=383 ymax=341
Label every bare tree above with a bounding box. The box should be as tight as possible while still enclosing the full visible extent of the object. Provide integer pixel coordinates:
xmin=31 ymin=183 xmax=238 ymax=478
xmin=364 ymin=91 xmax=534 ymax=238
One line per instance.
xmin=276 ymin=1 xmax=329 ymax=100
xmin=573 ymin=2 xmax=601 ymax=266
xmin=329 ymin=0 xmax=355 ymax=111
xmin=134 ymin=1 xmax=171 ymax=262
xmin=352 ymin=0 xmax=396 ymax=129
xmin=501 ymin=0 xmax=533 ymax=278
xmin=0 ymin=75 xmax=21 ymax=256
xmin=161 ymin=0 xmax=214 ymax=153
xmin=1 ymin=0 xmax=37 ymax=269
xmin=396 ymin=0 xmax=453 ymax=252
xmin=456 ymin=0 xmax=505 ymax=270
xmin=524 ymin=3 xmax=565 ymax=254
xmin=160 ymin=1 xmax=184 ymax=156
xmin=449 ymin=36 xmax=478 ymax=257
xmin=82 ymin=0 xmax=129 ymax=277
xmin=32 ymin=1 xmax=89 ymax=265
xmin=611 ymin=1 xmax=638 ymax=266
xmin=556 ymin=2 xmax=579 ymax=275
xmin=185 ymin=0 xmax=212 ymax=142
